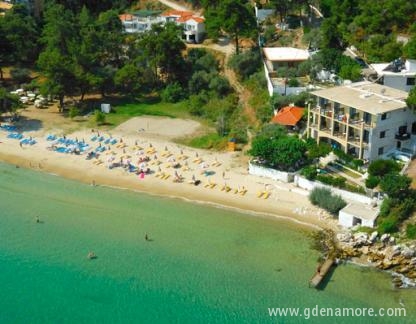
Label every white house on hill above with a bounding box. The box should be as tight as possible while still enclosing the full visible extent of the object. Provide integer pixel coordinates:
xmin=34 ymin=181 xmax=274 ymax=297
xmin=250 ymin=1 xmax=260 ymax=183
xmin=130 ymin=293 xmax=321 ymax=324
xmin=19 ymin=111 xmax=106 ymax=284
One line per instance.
xmin=370 ymin=59 xmax=416 ymax=93
xmin=119 ymin=10 xmax=205 ymax=44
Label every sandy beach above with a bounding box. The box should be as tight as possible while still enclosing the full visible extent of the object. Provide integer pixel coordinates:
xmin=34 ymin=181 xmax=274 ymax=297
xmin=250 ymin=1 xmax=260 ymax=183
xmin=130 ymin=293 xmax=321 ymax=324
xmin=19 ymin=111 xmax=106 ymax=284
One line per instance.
xmin=0 ymin=106 xmax=337 ymax=230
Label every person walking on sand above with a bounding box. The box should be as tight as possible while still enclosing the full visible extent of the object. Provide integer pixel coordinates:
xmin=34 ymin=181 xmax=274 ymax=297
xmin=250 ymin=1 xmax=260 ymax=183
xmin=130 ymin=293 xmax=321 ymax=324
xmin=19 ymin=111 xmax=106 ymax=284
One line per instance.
xmin=145 ymin=233 xmax=149 ymax=241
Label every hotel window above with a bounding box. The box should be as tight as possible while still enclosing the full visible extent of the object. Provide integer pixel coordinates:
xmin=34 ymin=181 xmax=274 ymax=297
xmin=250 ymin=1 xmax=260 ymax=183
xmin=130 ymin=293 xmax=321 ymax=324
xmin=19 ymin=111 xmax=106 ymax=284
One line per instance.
xmin=381 ymin=113 xmax=387 ymax=120
xmin=407 ymin=77 xmax=416 ymax=86
xmin=378 ymin=147 xmax=384 ymax=155
xmin=380 ymin=131 xmax=386 ymax=138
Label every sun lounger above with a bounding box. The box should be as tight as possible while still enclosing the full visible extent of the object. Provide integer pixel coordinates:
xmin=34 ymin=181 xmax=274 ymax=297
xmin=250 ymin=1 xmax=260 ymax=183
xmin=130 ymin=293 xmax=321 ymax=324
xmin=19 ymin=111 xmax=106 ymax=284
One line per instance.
xmin=257 ymin=191 xmax=264 ymax=198
xmin=263 ymin=191 xmax=271 ymax=199
xmin=7 ymin=132 xmax=23 ymax=140
xmin=239 ymin=189 xmax=247 ymax=196
xmin=90 ymin=135 xmax=97 ymax=141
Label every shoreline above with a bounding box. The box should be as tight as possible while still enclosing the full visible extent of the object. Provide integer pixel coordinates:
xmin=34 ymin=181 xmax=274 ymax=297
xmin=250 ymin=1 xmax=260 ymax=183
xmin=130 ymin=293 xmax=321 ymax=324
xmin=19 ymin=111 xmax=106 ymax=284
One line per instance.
xmin=0 ymin=115 xmax=337 ymax=232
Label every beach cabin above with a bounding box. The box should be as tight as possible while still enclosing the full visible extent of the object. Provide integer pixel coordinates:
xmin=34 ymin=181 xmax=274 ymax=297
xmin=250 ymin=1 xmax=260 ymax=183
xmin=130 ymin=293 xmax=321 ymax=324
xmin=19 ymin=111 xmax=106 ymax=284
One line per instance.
xmin=338 ymin=203 xmax=379 ymax=228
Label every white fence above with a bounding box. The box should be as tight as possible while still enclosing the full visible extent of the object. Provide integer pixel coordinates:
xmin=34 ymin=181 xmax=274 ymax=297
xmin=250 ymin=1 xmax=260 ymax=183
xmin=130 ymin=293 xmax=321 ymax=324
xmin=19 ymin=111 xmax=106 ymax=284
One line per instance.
xmin=294 ymin=175 xmax=373 ymax=204
xmin=249 ymin=162 xmax=296 ymax=183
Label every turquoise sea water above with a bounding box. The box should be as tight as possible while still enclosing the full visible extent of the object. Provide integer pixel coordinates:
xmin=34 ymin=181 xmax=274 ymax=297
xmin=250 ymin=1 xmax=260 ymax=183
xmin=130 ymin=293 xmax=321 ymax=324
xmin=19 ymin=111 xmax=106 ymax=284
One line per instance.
xmin=0 ymin=162 xmax=415 ymax=323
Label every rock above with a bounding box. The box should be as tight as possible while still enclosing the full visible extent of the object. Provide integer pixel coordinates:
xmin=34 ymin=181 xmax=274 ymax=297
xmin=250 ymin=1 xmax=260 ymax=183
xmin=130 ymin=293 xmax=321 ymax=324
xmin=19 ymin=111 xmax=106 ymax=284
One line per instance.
xmin=380 ymin=261 xmax=394 ymax=270
xmin=384 ymin=246 xmax=401 ymax=260
xmin=361 ymin=246 xmax=369 ymax=255
xmin=353 ymin=232 xmax=369 ymax=247
xmin=389 ymin=236 xmax=396 ymax=244
xmin=406 ymin=271 xmax=416 ymax=279
xmin=409 ymin=258 xmax=416 ymax=266
xmin=392 ymin=245 xmax=402 ymax=253
xmin=337 ymin=232 xmax=352 ymax=242
xmin=380 ymin=233 xmax=390 ymax=242
xmin=401 ymin=247 xmax=415 ymax=259
xmin=397 ymin=266 xmax=410 ymax=274
xmin=369 ymin=231 xmax=378 ymax=242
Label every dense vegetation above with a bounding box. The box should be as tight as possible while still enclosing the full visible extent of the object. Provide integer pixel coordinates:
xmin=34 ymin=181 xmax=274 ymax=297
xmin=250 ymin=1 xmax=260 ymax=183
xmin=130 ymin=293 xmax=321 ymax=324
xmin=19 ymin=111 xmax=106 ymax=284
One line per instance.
xmin=309 ymin=187 xmax=347 ymax=215
xmin=364 ymin=159 xmax=416 ymax=236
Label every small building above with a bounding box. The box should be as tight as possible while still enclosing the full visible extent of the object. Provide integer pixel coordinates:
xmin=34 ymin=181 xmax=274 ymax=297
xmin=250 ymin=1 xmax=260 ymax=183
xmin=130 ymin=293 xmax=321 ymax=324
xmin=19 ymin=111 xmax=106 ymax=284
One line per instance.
xmin=263 ymin=47 xmax=310 ymax=96
xmin=263 ymin=47 xmax=310 ymax=71
xmin=338 ymin=203 xmax=379 ymax=228
xmin=271 ymin=105 xmax=304 ymax=128
xmin=370 ymin=59 xmax=416 ymax=93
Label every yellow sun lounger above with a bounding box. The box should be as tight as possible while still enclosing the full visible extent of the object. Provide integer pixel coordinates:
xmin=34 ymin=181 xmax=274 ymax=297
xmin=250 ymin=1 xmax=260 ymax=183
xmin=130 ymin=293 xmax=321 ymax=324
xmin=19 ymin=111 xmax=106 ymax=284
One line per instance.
xmin=257 ymin=191 xmax=264 ymax=198
xmin=239 ymin=189 xmax=247 ymax=196
xmin=263 ymin=191 xmax=271 ymax=199
xmin=163 ymin=174 xmax=170 ymax=180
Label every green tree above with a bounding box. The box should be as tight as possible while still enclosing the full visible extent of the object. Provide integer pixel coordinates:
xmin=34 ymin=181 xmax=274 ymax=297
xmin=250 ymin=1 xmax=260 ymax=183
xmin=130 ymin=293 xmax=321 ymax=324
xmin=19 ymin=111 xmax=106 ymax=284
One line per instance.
xmin=37 ymin=3 xmax=77 ymax=110
xmin=0 ymin=87 xmax=22 ymax=116
xmin=0 ymin=4 xmax=39 ymax=79
xmin=204 ymin=0 xmax=256 ymax=55
xmin=138 ymin=23 xmax=186 ymax=84
xmin=94 ymin=109 xmax=106 ymax=125
xmin=380 ymin=173 xmax=412 ymax=199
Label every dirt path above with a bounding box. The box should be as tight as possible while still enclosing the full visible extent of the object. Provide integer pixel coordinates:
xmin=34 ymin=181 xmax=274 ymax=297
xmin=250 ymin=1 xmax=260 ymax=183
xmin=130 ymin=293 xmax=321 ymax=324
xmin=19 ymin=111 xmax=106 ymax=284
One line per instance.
xmin=158 ymin=0 xmax=258 ymax=125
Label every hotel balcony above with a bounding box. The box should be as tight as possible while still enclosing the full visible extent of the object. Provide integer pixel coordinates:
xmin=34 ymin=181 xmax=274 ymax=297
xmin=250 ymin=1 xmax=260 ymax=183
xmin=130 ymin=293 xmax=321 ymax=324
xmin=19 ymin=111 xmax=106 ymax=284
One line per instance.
xmin=395 ymin=133 xmax=411 ymax=141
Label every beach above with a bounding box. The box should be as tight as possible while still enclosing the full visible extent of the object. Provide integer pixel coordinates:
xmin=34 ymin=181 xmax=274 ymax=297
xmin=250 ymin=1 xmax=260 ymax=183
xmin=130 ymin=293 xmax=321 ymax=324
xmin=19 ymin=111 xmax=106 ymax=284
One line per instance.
xmin=0 ymin=106 xmax=336 ymax=230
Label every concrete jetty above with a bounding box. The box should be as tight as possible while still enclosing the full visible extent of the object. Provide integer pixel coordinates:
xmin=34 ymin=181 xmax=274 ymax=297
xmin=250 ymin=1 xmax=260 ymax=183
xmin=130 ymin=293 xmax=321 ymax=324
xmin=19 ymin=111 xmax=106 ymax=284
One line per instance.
xmin=309 ymin=258 xmax=335 ymax=288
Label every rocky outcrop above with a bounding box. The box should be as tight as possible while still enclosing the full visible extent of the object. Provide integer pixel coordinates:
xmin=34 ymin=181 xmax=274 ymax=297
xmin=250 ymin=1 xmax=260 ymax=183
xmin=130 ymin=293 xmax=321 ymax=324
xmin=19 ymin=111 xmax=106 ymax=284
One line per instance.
xmin=338 ymin=231 xmax=416 ymax=288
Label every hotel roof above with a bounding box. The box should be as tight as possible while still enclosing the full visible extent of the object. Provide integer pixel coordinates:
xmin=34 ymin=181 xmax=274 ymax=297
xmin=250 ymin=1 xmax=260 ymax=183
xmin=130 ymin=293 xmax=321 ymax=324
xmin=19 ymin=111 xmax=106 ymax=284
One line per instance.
xmin=263 ymin=47 xmax=310 ymax=62
xmin=311 ymin=81 xmax=408 ymax=115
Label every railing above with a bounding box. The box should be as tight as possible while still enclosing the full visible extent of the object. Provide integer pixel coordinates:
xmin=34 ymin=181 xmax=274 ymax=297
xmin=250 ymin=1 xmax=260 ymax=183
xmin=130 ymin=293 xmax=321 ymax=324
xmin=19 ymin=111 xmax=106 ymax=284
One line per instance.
xmin=395 ymin=133 xmax=411 ymax=140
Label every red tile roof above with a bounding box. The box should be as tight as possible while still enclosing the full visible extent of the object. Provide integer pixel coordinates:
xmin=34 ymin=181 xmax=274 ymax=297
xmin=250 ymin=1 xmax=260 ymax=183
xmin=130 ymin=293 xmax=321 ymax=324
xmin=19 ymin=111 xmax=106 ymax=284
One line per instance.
xmin=271 ymin=106 xmax=304 ymax=126
xmin=162 ymin=10 xmax=204 ymax=23
xmin=119 ymin=14 xmax=134 ymax=21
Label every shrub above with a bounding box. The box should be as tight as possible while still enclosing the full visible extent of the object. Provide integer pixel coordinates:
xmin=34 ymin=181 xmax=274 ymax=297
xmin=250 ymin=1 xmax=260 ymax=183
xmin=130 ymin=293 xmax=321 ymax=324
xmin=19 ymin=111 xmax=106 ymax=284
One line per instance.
xmin=161 ymin=82 xmax=184 ymax=103
xmin=288 ymin=78 xmax=300 ymax=87
xmin=68 ymin=106 xmax=80 ymax=119
xmin=377 ymin=214 xmax=399 ymax=234
xmin=365 ymin=175 xmax=380 ymax=189
xmin=316 ymin=175 xmax=346 ymax=188
xmin=309 ymin=187 xmax=347 ymax=215
xmin=368 ymin=159 xmax=400 ymax=177
xmin=228 ymin=50 xmax=262 ymax=80
xmin=333 ymin=148 xmax=353 ymax=163
xmin=305 ymin=139 xmax=331 ymax=159
xmin=379 ymin=198 xmax=393 ymax=217
xmin=301 ymin=165 xmax=317 ymax=180
xmin=94 ymin=110 xmax=106 ymax=125
xmin=406 ymin=224 xmax=416 ymax=239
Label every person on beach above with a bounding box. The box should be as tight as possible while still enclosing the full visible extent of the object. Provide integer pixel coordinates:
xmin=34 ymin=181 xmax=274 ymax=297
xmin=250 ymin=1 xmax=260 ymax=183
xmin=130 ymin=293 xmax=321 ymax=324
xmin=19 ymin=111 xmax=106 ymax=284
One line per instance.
xmin=145 ymin=233 xmax=149 ymax=241
xmin=35 ymin=216 xmax=40 ymax=223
